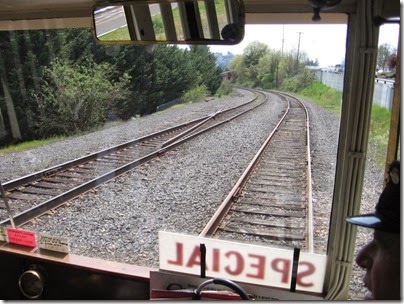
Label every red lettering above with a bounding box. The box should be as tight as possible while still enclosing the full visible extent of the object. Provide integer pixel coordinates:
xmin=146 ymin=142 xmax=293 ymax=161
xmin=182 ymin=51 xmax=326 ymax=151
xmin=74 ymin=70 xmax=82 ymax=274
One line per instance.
xmin=186 ymin=245 xmax=202 ymax=268
xmin=297 ymin=262 xmax=315 ymax=287
xmin=272 ymin=258 xmax=290 ymax=283
xmin=168 ymin=242 xmax=183 ymax=265
xmin=247 ymin=254 xmax=265 ymax=279
xmin=212 ymin=248 xmax=220 ymax=272
xmin=224 ymin=251 xmax=244 ymax=275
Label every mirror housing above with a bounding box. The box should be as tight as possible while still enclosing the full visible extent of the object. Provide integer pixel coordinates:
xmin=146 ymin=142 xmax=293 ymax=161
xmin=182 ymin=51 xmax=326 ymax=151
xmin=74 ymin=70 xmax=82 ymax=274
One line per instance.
xmin=92 ymin=0 xmax=245 ymax=45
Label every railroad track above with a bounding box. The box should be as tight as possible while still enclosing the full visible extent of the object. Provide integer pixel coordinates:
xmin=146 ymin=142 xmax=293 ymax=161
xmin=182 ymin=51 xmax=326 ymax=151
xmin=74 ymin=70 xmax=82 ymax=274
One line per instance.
xmin=201 ymin=91 xmax=313 ymax=252
xmin=0 ymin=90 xmax=266 ymax=226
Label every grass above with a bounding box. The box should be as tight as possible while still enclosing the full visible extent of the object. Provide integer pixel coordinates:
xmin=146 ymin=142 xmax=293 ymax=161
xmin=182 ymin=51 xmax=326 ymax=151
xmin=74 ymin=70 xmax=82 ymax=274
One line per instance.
xmin=100 ymin=26 xmax=130 ymax=41
xmin=0 ymin=120 xmax=123 ymax=155
xmin=367 ymin=104 xmax=395 ymax=167
xmin=299 ymin=81 xmax=342 ymax=113
xmin=297 ymin=81 xmax=393 ymax=169
xmin=0 ymin=137 xmax=65 ymax=155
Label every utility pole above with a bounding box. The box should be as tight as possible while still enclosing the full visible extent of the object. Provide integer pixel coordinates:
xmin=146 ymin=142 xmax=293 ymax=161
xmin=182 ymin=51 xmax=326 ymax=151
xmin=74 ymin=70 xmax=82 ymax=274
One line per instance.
xmin=276 ymin=26 xmax=285 ymax=89
xmin=296 ymin=31 xmax=303 ymax=72
xmin=276 ymin=26 xmax=286 ymax=89
xmin=281 ymin=26 xmax=285 ymax=55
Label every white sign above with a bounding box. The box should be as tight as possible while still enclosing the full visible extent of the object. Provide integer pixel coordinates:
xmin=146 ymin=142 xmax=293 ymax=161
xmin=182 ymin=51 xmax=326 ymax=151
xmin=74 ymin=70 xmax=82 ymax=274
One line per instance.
xmin=0 ymin=226 xmax=7 ymax=242
xmin=159 ymin=231 xmax=327 ymax=293
xmin=38 ymin=234 xmax=70 ymax=253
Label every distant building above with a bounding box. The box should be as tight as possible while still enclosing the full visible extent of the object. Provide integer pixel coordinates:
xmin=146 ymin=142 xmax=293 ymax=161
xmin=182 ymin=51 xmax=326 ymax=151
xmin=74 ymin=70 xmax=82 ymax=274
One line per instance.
xmin=221 ymin=71 xmax=233 ymax=81
xmin=321 ymin=64 xmax=344 ymax=73
xmin=305 ymin=65 xmax=321 ymax=71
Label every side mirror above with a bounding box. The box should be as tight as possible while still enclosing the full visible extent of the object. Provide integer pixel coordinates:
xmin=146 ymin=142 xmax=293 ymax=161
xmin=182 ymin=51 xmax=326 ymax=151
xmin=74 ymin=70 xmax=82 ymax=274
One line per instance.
xmin=92 ymin=0 xmax=245 ymax=45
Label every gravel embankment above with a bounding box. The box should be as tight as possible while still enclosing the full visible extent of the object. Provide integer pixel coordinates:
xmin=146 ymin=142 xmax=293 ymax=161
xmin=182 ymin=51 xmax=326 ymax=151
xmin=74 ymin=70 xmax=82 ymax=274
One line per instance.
xmin=0 ymin=88 xmax=383 ymax=300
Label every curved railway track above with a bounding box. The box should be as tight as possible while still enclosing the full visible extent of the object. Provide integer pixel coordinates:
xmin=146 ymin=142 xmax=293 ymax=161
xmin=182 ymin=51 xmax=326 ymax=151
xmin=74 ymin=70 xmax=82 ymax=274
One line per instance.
xmin=201 ymin=90 xmax=314 ymax=252
xmin=0 ymin=89 xmax=266 ymax=226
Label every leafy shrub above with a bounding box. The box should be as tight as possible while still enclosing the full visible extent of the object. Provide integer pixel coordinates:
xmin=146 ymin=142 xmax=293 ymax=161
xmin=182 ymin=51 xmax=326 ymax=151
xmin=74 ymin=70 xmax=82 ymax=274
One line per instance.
xmin=280 ymin=68 xmax=316 ymax=92
xmin=215 ymin=80 xmax=234 ymax=97
xmin=181 ymin=85 xmax=209 ymax=103
xmin=34 ymin=58 xmax=130 ymax=137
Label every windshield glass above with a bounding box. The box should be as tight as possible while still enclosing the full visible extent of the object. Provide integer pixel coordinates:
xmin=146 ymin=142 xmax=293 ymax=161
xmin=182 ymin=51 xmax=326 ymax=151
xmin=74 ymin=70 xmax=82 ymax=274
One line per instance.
xmin=0 ymin=20 xmax=398 ymax=298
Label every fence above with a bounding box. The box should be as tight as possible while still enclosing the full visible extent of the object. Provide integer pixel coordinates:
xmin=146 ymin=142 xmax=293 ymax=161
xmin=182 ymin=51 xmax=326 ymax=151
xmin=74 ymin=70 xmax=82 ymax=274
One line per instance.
xmin=315 ymin=70 xmax=394 ymax=111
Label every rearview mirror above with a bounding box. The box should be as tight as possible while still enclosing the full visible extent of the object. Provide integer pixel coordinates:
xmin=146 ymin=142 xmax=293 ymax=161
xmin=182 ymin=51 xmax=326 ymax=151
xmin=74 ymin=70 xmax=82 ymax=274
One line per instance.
xmin=93 ymin=0 xmax=245 ymax=45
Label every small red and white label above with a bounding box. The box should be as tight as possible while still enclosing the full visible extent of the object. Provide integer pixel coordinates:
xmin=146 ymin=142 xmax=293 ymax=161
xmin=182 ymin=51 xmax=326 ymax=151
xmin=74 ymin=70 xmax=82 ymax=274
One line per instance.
xmin=6 ymin=228 xmax=37 ymax=247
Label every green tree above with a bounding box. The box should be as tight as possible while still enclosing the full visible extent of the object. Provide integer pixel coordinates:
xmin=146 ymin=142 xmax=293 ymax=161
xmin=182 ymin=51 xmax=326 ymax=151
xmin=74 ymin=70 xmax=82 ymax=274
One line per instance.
xmin=377 ymin=43 xmax=396 ymax=71
xmin=0 ymin=30 xmax=66 ymax=144
xmin=228 ymin=54 xmax=249 ymax=85
xmin=0 ymin=28 xmax=228 ymax=146
xmin=186 ymin=45 xmax=223 ymax=95
xmin=243 ymin=41 xmax=268 ymax=66
xmin=153 ymin=46 xmax=194 ymax=105
xmin=243 ymin=41 xmax=269 ymax=86
xmin=256 ymin=50 xmax=281 ymax=89
xmin=112 ymin=45 xmax=158 ymax=117
xmin=227 ymin=40 xmax=314 ymax=90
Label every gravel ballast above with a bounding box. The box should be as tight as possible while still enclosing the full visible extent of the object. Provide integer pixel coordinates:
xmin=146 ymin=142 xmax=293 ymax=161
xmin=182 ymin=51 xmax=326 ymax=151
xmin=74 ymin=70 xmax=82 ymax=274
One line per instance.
xmin=0 ymin=88 xmax=383 ymax=300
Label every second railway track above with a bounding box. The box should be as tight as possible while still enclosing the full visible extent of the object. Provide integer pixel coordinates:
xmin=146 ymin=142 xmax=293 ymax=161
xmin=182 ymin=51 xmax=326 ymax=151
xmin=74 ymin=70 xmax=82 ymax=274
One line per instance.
xmin=0 ymin=89 xmax=266 ymax=226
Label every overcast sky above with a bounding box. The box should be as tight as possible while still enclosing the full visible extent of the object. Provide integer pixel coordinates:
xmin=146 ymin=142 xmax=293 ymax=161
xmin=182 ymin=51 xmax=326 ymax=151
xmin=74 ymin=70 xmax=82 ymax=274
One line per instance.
xmin=209 ymin=23 xmax=399 ymax=68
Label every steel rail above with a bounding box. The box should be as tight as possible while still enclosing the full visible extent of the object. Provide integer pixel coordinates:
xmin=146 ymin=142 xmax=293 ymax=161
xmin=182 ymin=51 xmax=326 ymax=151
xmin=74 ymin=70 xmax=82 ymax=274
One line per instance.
xmin=2 ymin=119 xmax=206 ymax=191
xmin=279 ymin=91 xmax=314 ymax=253
xmin=200 ymin=90 xmax=314 ymax=253
xmin=173 ymin=96 xmax=265 ymax=146
xmin=160 ymin=111 xmax=222 ymax=148
xmin=199 ymin=90 xmax=288 ymax=237
xmin=161 ymin=89 xmax=260 ymax=148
